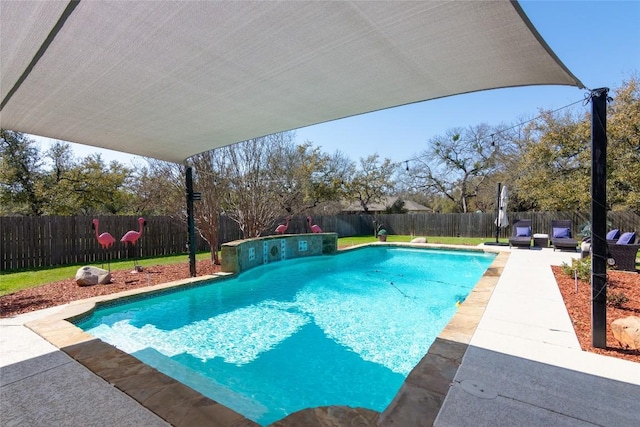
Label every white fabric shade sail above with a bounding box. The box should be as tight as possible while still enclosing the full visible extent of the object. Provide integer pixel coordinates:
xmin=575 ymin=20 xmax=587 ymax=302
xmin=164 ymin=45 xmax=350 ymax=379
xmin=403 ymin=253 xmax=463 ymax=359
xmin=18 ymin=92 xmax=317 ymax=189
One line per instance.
xmin=1 ymin=0 xmax=583 ymax=163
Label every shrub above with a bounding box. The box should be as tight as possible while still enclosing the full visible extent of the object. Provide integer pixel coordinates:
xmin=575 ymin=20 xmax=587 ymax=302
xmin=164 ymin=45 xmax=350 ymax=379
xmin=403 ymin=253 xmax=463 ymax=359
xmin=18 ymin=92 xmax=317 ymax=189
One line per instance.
xmin=607 ymin=291 xmax=629 ymax=308
xmin=560 ymin=257 xmax=591 ymax=281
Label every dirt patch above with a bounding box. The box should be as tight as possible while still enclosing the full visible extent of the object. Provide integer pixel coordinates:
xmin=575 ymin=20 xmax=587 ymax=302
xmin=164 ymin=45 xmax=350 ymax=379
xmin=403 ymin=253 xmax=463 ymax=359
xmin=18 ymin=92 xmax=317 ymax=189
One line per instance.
xmin=2 ymin=259 xmax=638 ymax=363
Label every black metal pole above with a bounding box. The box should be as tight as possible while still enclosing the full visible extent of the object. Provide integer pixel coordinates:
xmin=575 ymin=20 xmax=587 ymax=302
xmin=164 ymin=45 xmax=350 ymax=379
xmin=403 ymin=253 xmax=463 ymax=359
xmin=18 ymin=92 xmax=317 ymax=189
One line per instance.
xmin=186 ymin=166 xmax=197 ymax=277
xmin=495 ymin=182 xmax=501 ymax=243
xmin=590 ymin=88 xmax=608 ymax=349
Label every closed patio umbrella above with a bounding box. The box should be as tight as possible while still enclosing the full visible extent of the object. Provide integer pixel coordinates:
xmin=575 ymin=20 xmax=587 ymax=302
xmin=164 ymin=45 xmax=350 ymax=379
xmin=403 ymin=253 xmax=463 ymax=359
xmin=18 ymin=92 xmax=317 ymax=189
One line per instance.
xmin=497 ymin=185 xmax=509 ymax=228
xmin=486 ymin=183 xmax=509 ymax=245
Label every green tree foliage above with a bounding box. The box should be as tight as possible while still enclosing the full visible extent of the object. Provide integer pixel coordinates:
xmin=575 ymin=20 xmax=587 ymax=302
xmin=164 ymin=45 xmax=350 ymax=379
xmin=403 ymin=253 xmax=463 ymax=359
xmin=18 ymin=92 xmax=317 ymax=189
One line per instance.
xmin=134 ymin=160 xmax=185 ymax=217
xmin=607 ymin=76 xmax=640 ymax=213
xmin=343 ymin=154 xmax=396 ymax=213
xmin=384 ymin=198 xmax=408 ymax=214
xmin=1 ymin=130 xmax=135 ymax=215
xmin=269 ymin=137 xmax=351 ymax=216
xmin=513 ymin=109 xmax=590 ymax=211
xmin=0 ymin=130 xmax=44 ymax=215
xmin=45 ymin=150 xmax=134 ymax=215
xmin=511 ymin=76 xmax=639 ymax=213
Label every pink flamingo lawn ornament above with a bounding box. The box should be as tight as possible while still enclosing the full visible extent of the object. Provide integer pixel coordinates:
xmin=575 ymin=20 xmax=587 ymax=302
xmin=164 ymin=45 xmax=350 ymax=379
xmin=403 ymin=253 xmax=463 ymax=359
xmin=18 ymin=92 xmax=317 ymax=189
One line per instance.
xmin=121 ymin=217 xmax=146 ymax=271
xmin=307 ymin=216 xmax=322 ymax=233
xmin=92 ymin=219 xmax=116 ymax=249
xmin=275 ymin=216 xmax=291 ymax=234
xmin=92 ymin=218 xmax=116 ymax=271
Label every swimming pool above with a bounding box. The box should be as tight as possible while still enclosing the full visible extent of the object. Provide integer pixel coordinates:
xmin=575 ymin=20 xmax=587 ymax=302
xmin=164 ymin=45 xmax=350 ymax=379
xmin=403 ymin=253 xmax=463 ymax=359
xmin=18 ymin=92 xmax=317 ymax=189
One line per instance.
xmin=75 ymin=246 xmax=495 ymax=425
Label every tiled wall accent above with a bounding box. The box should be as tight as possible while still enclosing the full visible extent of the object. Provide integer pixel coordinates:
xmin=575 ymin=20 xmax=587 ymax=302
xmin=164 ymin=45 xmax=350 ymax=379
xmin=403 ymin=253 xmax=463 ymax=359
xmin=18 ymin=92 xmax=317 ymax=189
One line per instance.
xmin=221 ymin=233 xmax=338 ymax=274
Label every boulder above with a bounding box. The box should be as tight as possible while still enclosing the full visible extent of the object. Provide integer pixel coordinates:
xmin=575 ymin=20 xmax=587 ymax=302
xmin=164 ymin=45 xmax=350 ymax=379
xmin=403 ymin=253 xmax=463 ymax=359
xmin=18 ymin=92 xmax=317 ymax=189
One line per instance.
xmin=75 ymin=266 xmax=112 ymax=286
xmin=611 ymin=316 xmax=640 ymax=350
xmin=410 ymin=237 xmax=428 ymax=244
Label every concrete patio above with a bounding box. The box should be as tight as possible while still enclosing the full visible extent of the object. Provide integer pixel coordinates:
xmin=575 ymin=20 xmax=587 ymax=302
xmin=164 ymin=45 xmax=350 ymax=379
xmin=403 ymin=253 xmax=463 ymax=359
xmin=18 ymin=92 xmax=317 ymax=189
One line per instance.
xmin=434 ymin=246 xmax=640 ymax=426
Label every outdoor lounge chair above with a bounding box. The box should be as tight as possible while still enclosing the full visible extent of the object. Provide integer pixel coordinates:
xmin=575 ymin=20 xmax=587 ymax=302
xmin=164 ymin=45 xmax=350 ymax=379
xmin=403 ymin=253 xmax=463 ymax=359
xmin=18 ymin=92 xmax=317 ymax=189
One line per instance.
xmin=509 ymin=219 xmax=532 ymax=249
xmin=607 ymin=232 xmax=639 ymax=272
xmin=605 ymin=229 xmax=622 ymax=247
xmin=550 ymin=219 xmax=578 ymax=251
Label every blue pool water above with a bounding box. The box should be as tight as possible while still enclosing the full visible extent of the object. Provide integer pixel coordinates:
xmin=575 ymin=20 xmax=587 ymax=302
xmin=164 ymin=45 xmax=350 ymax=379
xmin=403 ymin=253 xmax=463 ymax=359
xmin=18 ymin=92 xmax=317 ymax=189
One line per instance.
xmin=75 ymin=246 xmax=495 ymax=425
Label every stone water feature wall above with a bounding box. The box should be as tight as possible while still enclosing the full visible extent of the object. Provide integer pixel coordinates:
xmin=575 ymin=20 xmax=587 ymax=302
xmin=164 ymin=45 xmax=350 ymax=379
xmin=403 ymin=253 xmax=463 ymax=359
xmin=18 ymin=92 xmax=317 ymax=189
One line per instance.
xmin=221 ymin=233 xmax=338 ymax=274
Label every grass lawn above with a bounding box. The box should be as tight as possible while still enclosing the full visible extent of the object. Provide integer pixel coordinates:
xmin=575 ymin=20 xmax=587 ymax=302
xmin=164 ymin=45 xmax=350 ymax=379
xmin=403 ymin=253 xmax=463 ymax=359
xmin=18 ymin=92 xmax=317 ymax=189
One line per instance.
xmin=1 ymin=235 xmax=500 ymax=296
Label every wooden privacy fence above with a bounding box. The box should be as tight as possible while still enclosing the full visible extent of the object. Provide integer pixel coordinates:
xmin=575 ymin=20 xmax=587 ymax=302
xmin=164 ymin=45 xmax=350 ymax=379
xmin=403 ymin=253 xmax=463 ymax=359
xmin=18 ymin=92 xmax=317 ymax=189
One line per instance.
xmin=370 ymin=211 xmax=640 ymax=240
xmin=2 ymin=211 xmax=639 ymax=271
xmin=1 ymin=216 xmax=207 ymax=271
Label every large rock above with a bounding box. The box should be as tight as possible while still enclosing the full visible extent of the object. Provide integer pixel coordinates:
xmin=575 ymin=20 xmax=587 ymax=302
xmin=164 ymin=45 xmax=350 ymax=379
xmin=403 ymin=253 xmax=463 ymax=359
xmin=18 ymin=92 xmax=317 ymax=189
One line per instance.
xmin=611 ymin=316 xmax=640 ymax=350
xmin=75 ymin=266 xmax=112 ymax=286
xmin=410 ymin=237 xmax=428 ymax=244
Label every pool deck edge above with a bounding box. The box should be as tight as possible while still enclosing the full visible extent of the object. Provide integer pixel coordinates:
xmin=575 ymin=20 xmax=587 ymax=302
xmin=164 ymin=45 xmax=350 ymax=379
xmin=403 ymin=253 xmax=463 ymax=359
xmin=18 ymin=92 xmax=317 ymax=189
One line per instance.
xmin=375 ymin=251 xmax=508 ymax=427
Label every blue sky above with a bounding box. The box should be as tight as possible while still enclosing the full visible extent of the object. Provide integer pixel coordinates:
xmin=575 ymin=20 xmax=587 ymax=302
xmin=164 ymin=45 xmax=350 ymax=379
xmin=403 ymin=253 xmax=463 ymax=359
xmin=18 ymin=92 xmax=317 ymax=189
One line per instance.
xmin=35 ymin=0 xmax=640 ymax=166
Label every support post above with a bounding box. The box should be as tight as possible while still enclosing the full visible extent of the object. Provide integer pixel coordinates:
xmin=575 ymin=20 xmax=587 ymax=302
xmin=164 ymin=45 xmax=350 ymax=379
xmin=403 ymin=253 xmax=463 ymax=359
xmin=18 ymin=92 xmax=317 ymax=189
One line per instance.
xmin=495 ymin=182 xmax=501 ymax=243
xmin=186 ymin=166 xmax=197 ymax=277
xmin=590 ymin=88 xmax=609 ymax=348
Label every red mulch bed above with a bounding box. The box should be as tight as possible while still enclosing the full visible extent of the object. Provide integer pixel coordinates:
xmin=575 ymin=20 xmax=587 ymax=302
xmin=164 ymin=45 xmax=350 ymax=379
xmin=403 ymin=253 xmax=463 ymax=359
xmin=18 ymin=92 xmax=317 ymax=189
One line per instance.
xmin=2 ymin=260 xmax=638 ymax=363
xmin=0 ymin=260 xmax=221 ymax=317
xmin=552 ymin=265 xmax=639 ymax=363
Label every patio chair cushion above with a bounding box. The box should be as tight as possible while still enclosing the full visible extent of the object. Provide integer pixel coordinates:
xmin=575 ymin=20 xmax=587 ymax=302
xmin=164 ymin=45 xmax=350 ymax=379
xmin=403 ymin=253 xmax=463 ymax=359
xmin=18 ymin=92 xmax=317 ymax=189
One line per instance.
xmin=516 ymin=226 xmax=531 ymax=237
xmin=552 ymin=227 xmax=570 ymax=239
xmin=616 ymin=232 xmax=636 ymax=245
xmin=606 ymin=229 xmax=621 ymax=240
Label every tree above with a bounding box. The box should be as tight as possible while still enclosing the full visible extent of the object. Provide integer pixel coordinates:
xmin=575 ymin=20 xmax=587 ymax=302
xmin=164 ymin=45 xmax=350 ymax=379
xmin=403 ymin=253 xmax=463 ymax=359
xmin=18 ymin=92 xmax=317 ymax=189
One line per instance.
xmin=511 ymin=109 xmax=590 ymax=211
xmin=0 ymin=130 xmax=45 ymax=215
xmin=408 ymin=125 xmax=500 ymax=213
xmin=43 ymin=151 xmax=134 ymax=215
xmin=268 ymin=137 xmax=351 ymax=216
xmin=1 ymin=131 xmax=137 ymax=216
xmin=384 ymin=198 xmax=408 ymax=214
xmin=344 ymin=154 xmax=396 ymax=214
xmin=134 ymin=160 xmax=185 ymax=217
xmin=309 ymin=149 xmax=355 ymax=215
xmin=607 ymin=75 xmax=640 ymax=214
xmin=190 ymin=151 xmax=231 ymax=264
xmin=509 ymin=75 xmax=639 ymax=213
xmin=218 ymin=136 xmax=283 ymax=238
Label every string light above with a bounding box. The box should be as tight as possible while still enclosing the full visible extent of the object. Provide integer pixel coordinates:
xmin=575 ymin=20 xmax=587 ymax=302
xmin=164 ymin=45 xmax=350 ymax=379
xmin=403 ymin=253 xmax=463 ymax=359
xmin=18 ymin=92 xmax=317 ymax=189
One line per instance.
xmin=397 ymin=95 xmax=588 ymax=170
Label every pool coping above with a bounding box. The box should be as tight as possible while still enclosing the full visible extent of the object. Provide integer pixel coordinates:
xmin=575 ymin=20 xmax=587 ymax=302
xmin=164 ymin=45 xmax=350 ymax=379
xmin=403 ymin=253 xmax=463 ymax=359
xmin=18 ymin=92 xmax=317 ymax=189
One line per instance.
xmin=24 ymin=244 xmax=507 ymax=427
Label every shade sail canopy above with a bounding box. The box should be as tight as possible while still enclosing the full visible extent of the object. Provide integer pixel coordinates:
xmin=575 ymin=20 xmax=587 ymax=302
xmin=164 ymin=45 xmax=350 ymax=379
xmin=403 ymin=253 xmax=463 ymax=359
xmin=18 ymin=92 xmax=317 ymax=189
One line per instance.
xmin=1 ymin=1 xmax=583 ymax=163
